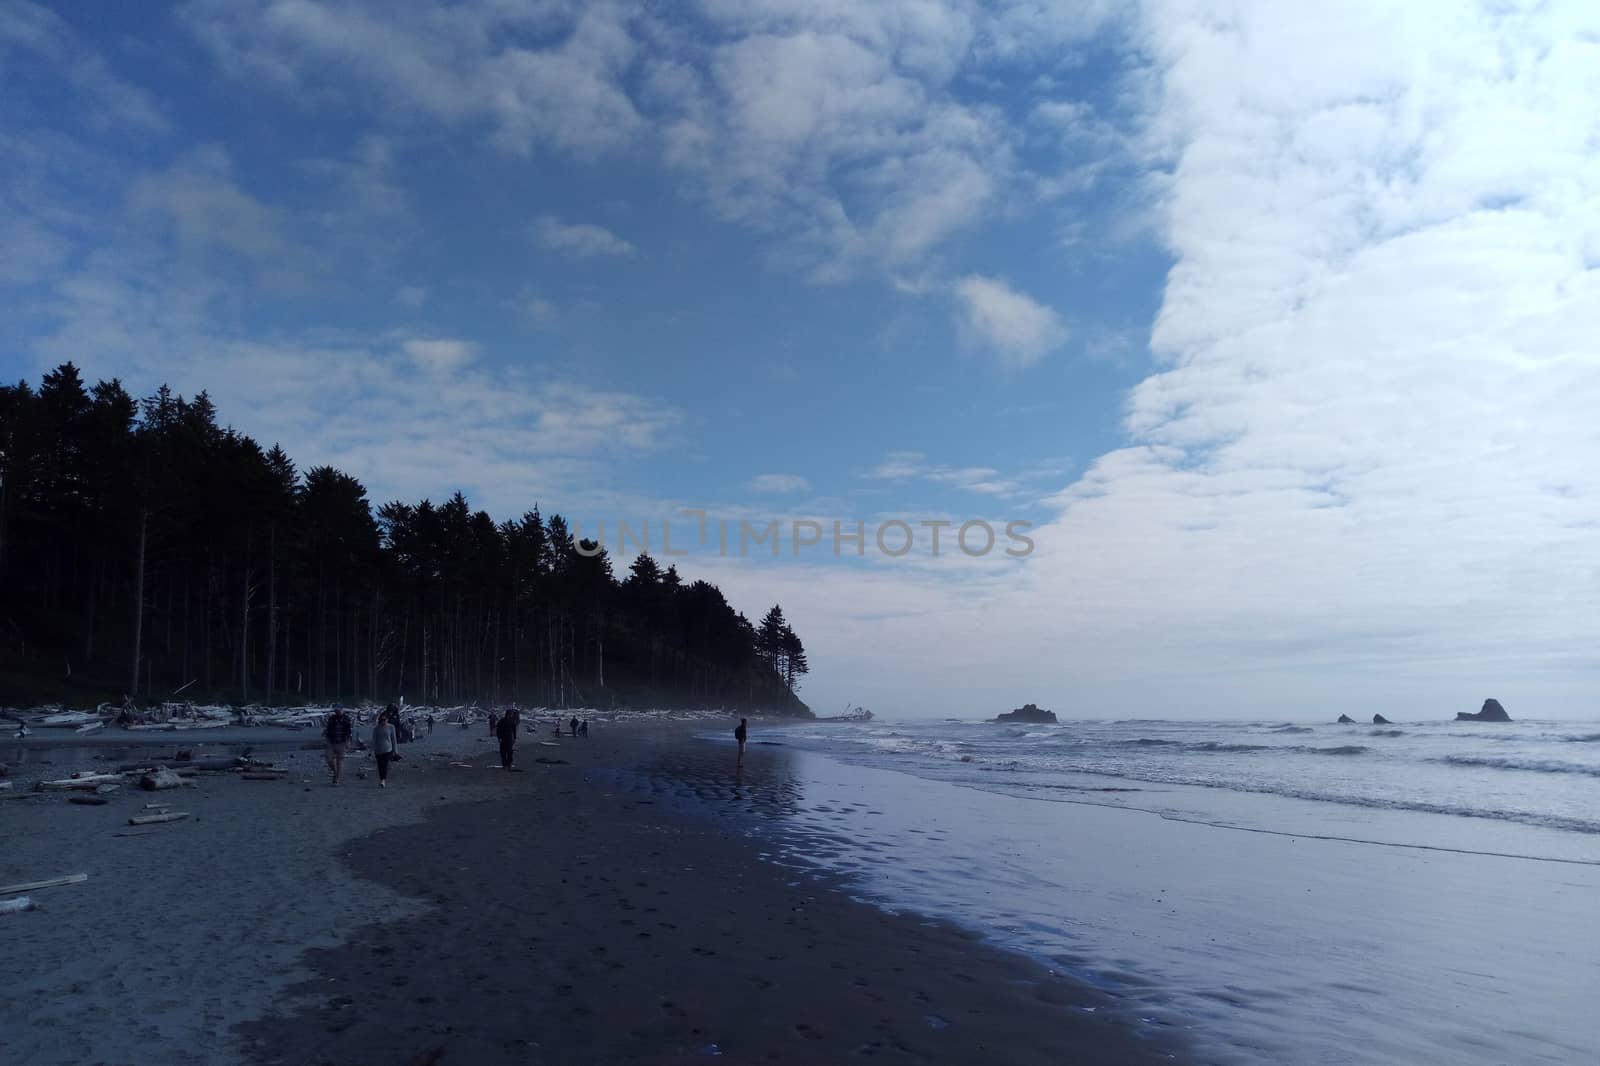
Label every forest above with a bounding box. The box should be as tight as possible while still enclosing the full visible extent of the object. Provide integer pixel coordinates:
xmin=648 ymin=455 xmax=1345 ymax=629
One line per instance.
xmin=0 ymin=363 xmax=811 ymax=714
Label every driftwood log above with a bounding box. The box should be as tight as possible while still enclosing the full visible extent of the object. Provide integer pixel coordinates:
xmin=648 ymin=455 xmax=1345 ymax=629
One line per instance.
xmin=0 ymin=873 xmax=88 ymax=895
xmin=68 ymin=796 xmax=109 ymax=806
xmin=128 ymin=811 xmax=190 ymax=826
xmin=39 ymin=773 xmax=123 ymax=791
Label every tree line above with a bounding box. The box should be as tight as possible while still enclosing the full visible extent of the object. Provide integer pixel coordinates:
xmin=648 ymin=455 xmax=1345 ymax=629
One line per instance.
xmin=0 ymin=363 xmax=811 ymax=713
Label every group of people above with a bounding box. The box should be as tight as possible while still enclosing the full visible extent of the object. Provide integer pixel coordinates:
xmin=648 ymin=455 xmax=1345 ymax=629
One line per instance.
xmin=321 ymin=703 xmax=406 ymax=786
xmin=324 ymin=703 xmax=603 ymax=785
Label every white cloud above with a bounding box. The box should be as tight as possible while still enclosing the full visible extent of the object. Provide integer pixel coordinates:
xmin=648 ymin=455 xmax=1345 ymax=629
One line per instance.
xmin=953 ymin=275 xmax=1067 ymax=367
xmin=401 ymin=338 xmax=474 ymax=373
xmin=176 ymin=0 xmax=1124 ymax=281
xmin=180 ymin=0 xmax=642 ymax=157
xmin=865 ymin=451 xmax=1021 ymax=497
xmin=748 ymin=473 xmax=810 ymax=494
xmin=21 ymin=245 xmax=684 ymax=515
xmin=533 ymin=215 xmax=636 ymax=258
xmin=392 ymin=285 xmax=428 ymax=308
xmin=783 ymin=0 xmax=1600 ymax=718
xmin=0 ymin=0 xmax=171 ymax=134
xmin=127 ymin=146 xmax=285 ymax=261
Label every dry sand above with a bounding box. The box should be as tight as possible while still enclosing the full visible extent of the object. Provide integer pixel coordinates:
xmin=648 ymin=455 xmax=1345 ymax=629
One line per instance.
xmin=2 ymin=722 xmax=1187 ymax=1065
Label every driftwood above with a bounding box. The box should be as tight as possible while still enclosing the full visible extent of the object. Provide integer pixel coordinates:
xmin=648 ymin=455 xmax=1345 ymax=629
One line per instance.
xmin=39 ymin=773 xmax=123 ymax=791
xmin=128 ymin=811 xmax=190 ymax=826
xmin=95 ymin=783 xmax=120 ymax=795
xmin=140 ymin=769 xmax=186 ymax=791
xmin=0 ymin=872 xmax=88 ymax=895
xmin=69 ymin=796 xmax=109 ymax=806
xmin=242 ymin=773 xmax=284 ymax=781
xmin=172 ymin=756 xmax=243 ymax=773
xmin=0 ymin=897 xmax=35 ymax=915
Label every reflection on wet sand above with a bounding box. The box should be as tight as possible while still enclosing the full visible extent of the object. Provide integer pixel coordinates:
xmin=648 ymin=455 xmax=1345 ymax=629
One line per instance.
xmin=597 ymin=735 xmax=808 ymax=821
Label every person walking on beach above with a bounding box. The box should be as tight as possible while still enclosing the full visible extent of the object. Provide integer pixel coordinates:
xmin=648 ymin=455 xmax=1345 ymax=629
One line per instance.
xmin=496 ymin=706 xmax=520 ymax=769
xmin=569 ymin=715 xmax=579 ymax=738
xmin=578 ymin=719 xmax=588 ymax=738
xmin=735 ymin=717 xmax=748 ymax=763
xmin=323 ymin=704 xmax=353 ymax=785
xmin=372 ymin=711 xmax=398 ymax=788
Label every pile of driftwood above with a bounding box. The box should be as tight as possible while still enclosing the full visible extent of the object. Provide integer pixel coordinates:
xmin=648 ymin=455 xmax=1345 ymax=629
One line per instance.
xmin=16 ymin=754 xmax=290 ymax=815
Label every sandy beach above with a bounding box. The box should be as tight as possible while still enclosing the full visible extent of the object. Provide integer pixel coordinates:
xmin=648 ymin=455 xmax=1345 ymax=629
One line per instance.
xmin=1 ymin=721 xmax=1185 ymax=1065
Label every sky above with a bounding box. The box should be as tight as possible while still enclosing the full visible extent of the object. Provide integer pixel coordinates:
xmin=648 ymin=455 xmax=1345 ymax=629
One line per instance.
xmin=2 ymin=0 xmax=1598 ymax=720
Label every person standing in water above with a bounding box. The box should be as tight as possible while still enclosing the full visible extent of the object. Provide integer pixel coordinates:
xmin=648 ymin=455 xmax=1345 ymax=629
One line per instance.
xmin=372 ymin=711 xmax=398 ymax=788
xmin=323 ymin=704 xmax=353 ymax=785
xmin=734 ymin=717 xmax=748 ymax=763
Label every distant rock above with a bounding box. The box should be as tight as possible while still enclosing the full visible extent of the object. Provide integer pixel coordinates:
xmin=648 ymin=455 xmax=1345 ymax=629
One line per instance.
xmin=1336 ymin=714 xmax=1356 ymax=724
xmin=1372 ymin=714 xmax=1393 ymax=725
xmin=1456 ymin=699 xmax=1511 ymax=723
xmin=996 ymin=703 xmax=1058 ymax=724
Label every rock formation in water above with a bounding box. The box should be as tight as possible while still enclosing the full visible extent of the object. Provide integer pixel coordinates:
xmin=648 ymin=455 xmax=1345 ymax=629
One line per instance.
xmin=1372 ymin=714 xmax=1393 ymax=725
xmin=995 ymin=703 xmax=1058 ymax=724
xmin=1336 ymin=714 xmax=1356 ymax=724
xmin=1456 ymin=698 xmax=1511 ymax=722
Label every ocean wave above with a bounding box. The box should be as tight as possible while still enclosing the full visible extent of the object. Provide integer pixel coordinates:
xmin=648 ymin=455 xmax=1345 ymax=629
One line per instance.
xmin=1437 ymin=755 xmax=1600 ymax=778
xmin=1369 ymin=729 xmax=1404 ymax=737
xmin=1300 ymin=745 xmax=1368 ymax=756
xmin=1189 ymin=742 xmax=1273 ymax=753
xmin=1561 ymin=733 xmax=1600 ymax=743
xmin=1269 ymin=725 xmax=1313 ymax=734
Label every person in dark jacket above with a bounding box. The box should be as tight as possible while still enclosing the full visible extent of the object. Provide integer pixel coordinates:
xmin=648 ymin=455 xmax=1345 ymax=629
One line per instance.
xmin=734 ymin=718 xmax=748 ymax=764
xmin=496 ymin=707 xmax=520 ymax=769
xmin=323 ymin=705 xmax=354 ymax=785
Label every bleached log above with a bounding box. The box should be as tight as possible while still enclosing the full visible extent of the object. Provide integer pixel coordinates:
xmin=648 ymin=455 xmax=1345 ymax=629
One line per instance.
xmin=0 ymin=872 xmax=88 ymax=895
xmin=0 ymin=897 xmax=35 ymax=915
xmin=127 ymin=811 xmax=190 ymax=825
xmin=39 ymin=774 xmax=124 ymax=791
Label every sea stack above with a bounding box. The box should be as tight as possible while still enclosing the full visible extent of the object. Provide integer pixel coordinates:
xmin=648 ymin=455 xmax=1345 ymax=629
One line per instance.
xmin=1372 ymin=714 xmax=1393 ymax=725
xmin=995 ymin=703 xmax=1058 ymax=724
xmin=1336 ymin=714 xmax=1356 ymax=724
xmin=1455 ymin=699 xmax=1512 ymax=723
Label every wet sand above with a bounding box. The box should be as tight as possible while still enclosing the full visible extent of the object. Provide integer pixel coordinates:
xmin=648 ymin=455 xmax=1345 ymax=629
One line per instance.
xmin=3 ymin=723 xmax=1186 ymax=1065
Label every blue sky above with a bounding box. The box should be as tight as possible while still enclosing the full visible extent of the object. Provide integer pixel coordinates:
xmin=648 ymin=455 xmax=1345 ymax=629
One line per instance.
xmin=3 ymin=1 xmax=1598 ymax=719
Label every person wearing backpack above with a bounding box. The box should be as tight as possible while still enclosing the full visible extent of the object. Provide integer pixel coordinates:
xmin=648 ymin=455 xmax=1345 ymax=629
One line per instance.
xmin=323 ymin=705 xmax=354 ymax=785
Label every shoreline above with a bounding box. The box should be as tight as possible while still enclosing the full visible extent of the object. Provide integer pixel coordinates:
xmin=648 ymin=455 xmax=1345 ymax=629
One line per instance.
xmin=3 ymin=721 xmax=1188 ymax=1065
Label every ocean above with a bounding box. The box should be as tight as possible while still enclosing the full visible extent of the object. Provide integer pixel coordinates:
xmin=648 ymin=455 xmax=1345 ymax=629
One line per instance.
xmin=652 ymin=716 xmax=1600 ymax=1064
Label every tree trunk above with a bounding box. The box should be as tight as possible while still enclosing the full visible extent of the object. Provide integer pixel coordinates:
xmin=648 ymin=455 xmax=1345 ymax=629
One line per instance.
xmin=266 ymin=525 xmax=277 ymax=705
xmin=129 ymin=509 xmax=148 ymax=697
xmin=239 ymin=552 xmax=252 ymax=705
